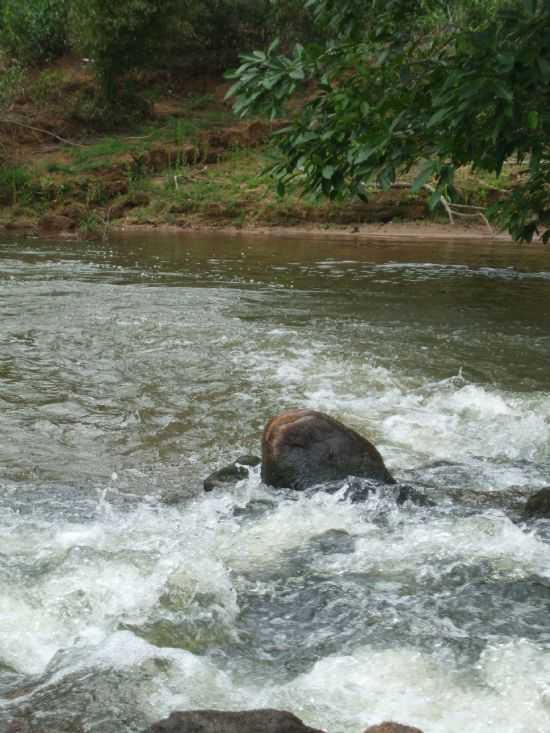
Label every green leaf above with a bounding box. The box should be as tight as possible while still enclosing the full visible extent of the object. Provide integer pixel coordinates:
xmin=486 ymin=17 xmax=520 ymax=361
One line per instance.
xmin=322 ymin=165 xmax=336 ymax=179
xmin=411 ymin=161 xmax=437 ymax=193
xmin=427 ymin=107 xmax=451 ymax=128
xmin=295 ymin=131 xmax=319 ymax=144
xmin=527 ymin=111 xmax=539 ymax=130
xmin=354 ymin=147 xmax=373 ymax=164
xmin=538 ymin=57 xmax=550 ymax=82
xmin=268 ymin=38 xmax=280 ymax=55
xmin=289 ymin=67 xmax=306 ymax=80
xmin=428 ymin=188 xmax=443 ymax=210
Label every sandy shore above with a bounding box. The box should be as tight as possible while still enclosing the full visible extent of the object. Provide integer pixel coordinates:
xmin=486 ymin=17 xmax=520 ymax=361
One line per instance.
xmin=112 ymin=219 xmax=515 ymax=243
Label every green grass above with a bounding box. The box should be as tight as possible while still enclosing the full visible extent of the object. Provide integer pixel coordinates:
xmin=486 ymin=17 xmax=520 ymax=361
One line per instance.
xmin=2 ymin=87 xmax=522 ymax=235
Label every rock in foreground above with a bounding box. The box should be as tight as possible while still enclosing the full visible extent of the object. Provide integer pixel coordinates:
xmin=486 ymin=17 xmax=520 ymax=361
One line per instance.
xmin=364 ymin=724 xmax=424 ymax=733
xmin=150 ymin=709 xmax=326 ymax=733
xmin=204 ymin=455 xmax=261 ymax=492
xmin=262 ymin=409 xmax=394 ymax=490
xmin=525 ymin=487 xmax=550 ymax=517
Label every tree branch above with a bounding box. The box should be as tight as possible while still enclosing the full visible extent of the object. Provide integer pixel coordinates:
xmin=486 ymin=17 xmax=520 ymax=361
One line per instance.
xmin=0 ymin=118 xmax=82 ymax=147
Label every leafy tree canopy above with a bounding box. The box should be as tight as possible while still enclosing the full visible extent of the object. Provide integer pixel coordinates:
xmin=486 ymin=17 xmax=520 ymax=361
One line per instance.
xmin=227 ymin=0 xmax=550 ymax=242
xmin=1 ymin=0 xmax=69 ymax=64
xmin=67 ymin=0 xmax=304 ymax=99
xmin=69 ymin=0 xmax=180 ymax=99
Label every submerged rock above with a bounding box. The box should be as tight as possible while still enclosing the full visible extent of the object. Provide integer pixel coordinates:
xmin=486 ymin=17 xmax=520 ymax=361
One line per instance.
xmin=203 ymin=455 xmax=261 ymax=492
xmin=445 ymin=486 xmax=530 ymax=513
xmin=261 ymin=409 xmax=395 ymax=490
xmin=340 ymin=477 xmax=433 ymax=507
xmin=525 ymin=487 xmax=550 ymax=517
xmin=363 ymin=724 xmax=424 ymax=733
xmin=150 ymin=709 xmax=326 ymax=733
xmin=302 ymin=476 xmax=433 ymax=507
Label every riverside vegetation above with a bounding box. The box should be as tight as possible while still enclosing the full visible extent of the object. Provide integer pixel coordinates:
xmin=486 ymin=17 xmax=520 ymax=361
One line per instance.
xmin=0 ymin=0 xmax=547 ymax=240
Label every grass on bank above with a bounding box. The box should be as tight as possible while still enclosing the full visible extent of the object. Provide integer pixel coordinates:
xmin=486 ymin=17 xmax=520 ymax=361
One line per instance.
xmin=0 ymin=64 xmax=522 ymax=236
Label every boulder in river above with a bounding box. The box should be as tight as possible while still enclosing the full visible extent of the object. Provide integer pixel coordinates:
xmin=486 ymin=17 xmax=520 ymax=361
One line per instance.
xmin=524 ymin=487 xmax=550 ymax=517
xmin=150 ymin=709 xmax=326 ymax=733
xmin=203 ymin=455 xmax=261 ymax=492
xmin=261 ymin=409 xmax=395 ymax=490
xmin=363 ymin=724 xmax=424 ymax=733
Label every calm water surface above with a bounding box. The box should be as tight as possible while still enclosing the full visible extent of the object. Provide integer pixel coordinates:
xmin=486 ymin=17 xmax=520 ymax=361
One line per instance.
xmin=1 ymin=233 xmax=550 ymax=733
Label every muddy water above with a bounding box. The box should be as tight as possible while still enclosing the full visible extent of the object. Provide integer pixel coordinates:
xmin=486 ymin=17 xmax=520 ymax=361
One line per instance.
xmin=1 ymin=233 xmax=550 ymax=733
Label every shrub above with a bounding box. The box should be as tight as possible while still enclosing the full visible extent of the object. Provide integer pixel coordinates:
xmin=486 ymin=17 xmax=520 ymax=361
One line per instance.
xmin=0 ymin=165 xmax=33 ymax=205
xmin=0 ymin=57 xmax=24 ymax=110
xmin=0 ymin=0 xmax=69 ymax=65
xmin=69 ymin=0 xmax=179 ymax=100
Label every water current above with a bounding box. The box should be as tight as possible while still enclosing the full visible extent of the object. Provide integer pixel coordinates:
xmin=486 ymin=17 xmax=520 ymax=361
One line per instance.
xmin=1 ymin=233 xmax=550 ymax=733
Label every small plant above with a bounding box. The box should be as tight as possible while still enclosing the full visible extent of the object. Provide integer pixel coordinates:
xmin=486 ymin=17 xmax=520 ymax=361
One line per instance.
xmin=30 ymin=69 xmax=68 ymax=104
xmin=0 ymin=59 xmax=25 ymax=111
xmin=0 ymin=165 xmax=32 ymax=205
xmin=79 ymin=210 xmax=110 ymax=240
xmin=69 ymin=86 xmax=152 ymax=131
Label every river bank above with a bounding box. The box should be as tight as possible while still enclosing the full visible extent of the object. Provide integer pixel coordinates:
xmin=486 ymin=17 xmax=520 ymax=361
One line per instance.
xmin=0 ymin=61 xmax=521 ymax=242
xmin=0 ymin=218 xmax=512 ymax=243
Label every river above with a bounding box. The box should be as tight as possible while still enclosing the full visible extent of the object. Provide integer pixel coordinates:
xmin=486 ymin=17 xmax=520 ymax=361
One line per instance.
xmin=1 ymin=233 xmax=550 ymax=733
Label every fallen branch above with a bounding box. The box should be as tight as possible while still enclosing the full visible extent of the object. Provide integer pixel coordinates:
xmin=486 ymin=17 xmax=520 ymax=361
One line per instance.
xmin=393 ymin=180 xmax=494 ymax=235
xmin=0 ymin=118 xmax=81 ymax=147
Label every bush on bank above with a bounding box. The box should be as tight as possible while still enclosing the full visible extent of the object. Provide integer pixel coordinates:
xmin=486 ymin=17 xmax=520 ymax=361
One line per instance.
xmin=0 ymin=0 xmax=316 ymax=97
xmin=0 ymin=0 xmax=70 ymax=64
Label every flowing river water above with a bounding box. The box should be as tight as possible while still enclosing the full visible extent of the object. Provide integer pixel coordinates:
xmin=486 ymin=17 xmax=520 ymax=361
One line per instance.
xmin=1 ymin=233 xmax=550 ymax=733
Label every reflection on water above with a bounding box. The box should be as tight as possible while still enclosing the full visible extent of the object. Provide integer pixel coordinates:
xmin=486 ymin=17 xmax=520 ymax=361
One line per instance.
xmin=1 ymin=233 xmax=550 ymax=733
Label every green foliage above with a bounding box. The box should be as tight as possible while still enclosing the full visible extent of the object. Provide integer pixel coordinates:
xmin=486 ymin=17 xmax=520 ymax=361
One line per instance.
xmin=69 ymin=0 xmax=179 ymax=99
xmin=68 ymin=85 xmax=152 ymax=131
xmin=0 ymin=0 xmax=319 ymax=104
xmin=0 ymin=164 xmax=33 ymax=205
xmin=0 ymin=58 xmax=24 ymax=111
xmin=0 ymin=0 xmax=69 ymax=64
xmin=29 ymin=69 xmax=68 ymax=104
xmin=228 ymin=0 xmax=550 ymax=242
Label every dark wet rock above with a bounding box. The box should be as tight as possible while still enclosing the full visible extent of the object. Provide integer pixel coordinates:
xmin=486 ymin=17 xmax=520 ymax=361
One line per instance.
xmin=203 ymin=455 xmax=261 ymax=492
xmin=161 ymin=485 xmax=199 ymax=505
xmin=395 ymin=484 xmax=433 ymax=506
xmin=232 ymin=498 xmax=276 ymax=519
xmin=300 ymin=477 xmax=433 ymax=508
xmin=235 ymin=454 xmax=262 ymax=467
xmin=525 ymin=487 xmax=550 ymax=517
xmin=261 ymin=409 xmax=394 ymax=491
xmin=363 ymin=724 xmax=424 ymax=733
xmin=150 ymin=709 xmax=326 ymax=733
xmin=309 ymin=529 xmax=356 ymax=554
xmin=339 ymin=477 xmax=434 ymax=507
xmin=445 ymin=486 xmax=531 ymax=513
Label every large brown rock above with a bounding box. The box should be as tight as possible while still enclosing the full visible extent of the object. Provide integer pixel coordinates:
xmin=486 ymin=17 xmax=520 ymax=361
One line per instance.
xmin=150 ymin=709 xmax=325 ymax=733
xmin=363 ymin=723 xmax=424 ymax=733
xmin=261 ymin=409 xmax=394 ymax=490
